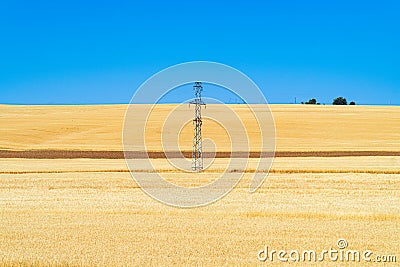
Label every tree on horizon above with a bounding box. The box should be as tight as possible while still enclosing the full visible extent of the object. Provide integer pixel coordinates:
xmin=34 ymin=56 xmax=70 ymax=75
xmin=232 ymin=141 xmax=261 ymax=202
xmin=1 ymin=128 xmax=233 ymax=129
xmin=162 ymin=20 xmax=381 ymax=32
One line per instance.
xmin=305 ymin=98 xmax=317 ymax=104
xmin=333 ymin=97 xmax=347 ymax=105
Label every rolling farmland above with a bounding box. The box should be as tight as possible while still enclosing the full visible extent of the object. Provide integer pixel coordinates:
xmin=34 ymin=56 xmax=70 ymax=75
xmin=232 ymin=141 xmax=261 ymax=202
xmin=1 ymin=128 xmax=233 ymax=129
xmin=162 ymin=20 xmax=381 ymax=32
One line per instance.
xmin=0 ymin=104 xmax=399 ymax=266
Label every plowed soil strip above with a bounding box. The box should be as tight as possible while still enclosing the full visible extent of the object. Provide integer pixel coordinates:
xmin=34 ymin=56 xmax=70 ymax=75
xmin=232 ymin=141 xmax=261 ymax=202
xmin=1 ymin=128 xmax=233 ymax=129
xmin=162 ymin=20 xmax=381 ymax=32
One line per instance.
xmin=1 ymin=169 xmax=400 ymax=175
xmin=1 ymin=150 xmax=400 ymax=159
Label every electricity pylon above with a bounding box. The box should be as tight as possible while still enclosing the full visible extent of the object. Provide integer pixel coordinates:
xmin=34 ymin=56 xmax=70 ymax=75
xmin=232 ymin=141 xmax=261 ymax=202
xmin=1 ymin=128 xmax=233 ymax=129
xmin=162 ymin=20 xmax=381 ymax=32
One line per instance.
xmin=190 ymin=82 xmax=206 ymax=171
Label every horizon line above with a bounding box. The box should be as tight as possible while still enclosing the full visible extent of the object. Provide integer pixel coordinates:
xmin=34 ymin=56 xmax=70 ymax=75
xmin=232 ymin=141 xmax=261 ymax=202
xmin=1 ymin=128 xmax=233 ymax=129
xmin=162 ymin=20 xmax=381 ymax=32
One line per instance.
xmin=0 ymin=102 xmax=399 ymax=106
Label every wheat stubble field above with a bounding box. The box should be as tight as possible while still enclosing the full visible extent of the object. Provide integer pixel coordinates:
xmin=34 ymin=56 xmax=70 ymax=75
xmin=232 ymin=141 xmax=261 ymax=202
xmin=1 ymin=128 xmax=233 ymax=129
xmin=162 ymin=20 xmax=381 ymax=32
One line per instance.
xmin=0 ymin=104 xmax=399 ymax=266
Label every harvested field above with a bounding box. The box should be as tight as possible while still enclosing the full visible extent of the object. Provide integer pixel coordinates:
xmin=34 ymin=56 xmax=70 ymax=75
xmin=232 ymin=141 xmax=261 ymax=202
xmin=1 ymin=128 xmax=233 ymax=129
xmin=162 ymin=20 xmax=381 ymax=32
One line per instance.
xmin=0 ymin=104 xmax=399 ymax=266
xmin=1 ymin=104 xmax=399 ymax=151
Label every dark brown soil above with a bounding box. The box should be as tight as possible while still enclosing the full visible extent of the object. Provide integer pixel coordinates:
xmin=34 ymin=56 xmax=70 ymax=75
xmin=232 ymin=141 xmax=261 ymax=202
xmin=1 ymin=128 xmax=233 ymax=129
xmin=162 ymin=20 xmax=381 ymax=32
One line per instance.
xmin=1 ymin=150 xmax=399 ymax=159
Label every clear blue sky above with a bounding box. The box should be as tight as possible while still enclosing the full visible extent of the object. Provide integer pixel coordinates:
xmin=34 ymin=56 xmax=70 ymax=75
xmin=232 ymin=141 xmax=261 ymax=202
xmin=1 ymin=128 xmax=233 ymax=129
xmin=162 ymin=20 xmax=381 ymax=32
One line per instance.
xmin=0 ymin=1 xmax=399 ymax=104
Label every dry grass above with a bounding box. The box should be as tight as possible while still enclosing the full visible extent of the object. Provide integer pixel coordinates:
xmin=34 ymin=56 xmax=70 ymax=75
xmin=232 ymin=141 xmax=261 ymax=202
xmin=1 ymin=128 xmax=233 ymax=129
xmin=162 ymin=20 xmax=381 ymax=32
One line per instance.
xmin=1 ymin=169 xmax=399 ymax=266
xmin=0 ymin=105 xmax=399 ymax=266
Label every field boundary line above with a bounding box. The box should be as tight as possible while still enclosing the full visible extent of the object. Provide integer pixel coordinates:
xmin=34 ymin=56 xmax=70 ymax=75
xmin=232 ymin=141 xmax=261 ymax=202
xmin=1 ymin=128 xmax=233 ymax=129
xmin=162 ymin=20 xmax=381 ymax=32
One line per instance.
xmin=1 ymin=169 xmax=399 ymax=175
xmin=1 ymin=150 xmax=400 ymax=159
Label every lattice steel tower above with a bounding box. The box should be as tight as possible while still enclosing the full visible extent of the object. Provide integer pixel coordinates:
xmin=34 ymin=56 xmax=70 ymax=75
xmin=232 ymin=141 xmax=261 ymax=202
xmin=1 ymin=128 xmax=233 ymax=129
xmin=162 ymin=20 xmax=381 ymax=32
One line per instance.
xmin=190 ymin=82 xmax=206 ymax=171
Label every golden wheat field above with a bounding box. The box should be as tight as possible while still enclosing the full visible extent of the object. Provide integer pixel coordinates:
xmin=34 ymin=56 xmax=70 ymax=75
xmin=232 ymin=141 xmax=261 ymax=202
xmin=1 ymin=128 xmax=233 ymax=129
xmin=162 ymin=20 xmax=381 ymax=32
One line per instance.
xmin=0 ymin=104 xmax=399 ymax=266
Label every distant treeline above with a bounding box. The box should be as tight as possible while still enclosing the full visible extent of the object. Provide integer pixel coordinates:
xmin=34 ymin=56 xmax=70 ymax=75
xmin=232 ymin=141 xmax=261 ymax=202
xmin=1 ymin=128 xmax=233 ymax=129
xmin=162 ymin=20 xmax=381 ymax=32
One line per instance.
xmin=301 ymin=97 xmax=355 ymax=105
